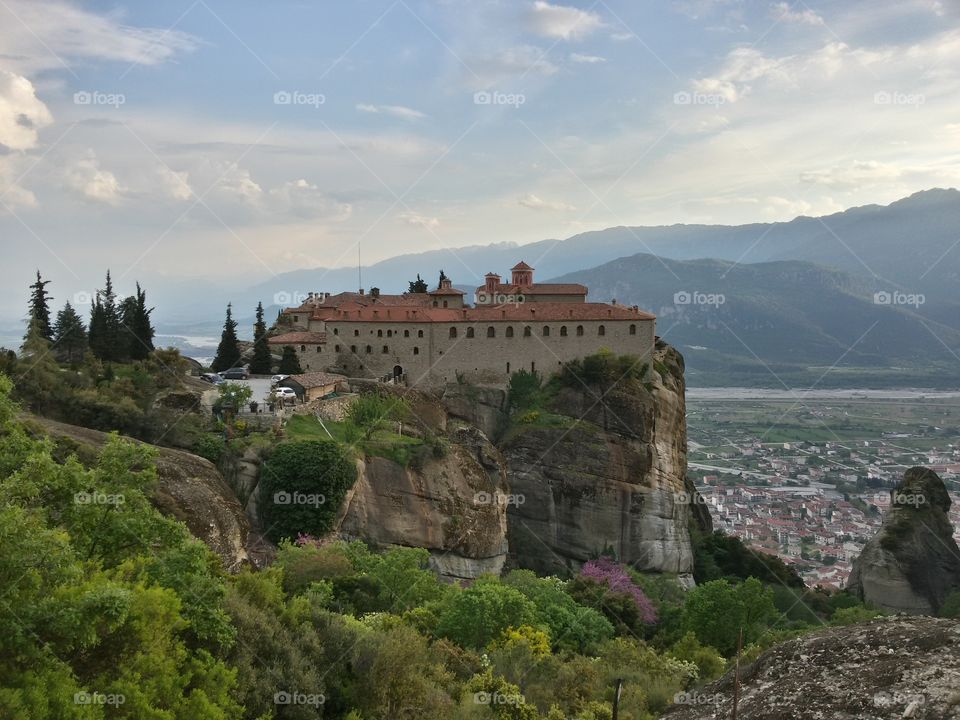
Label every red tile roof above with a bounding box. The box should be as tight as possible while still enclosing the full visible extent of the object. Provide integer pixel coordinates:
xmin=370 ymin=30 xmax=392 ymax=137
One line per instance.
xmin=511 ymin=261 xmax=534 ymax=270
xmin=428 ymin=286 xmax=466 ymax=295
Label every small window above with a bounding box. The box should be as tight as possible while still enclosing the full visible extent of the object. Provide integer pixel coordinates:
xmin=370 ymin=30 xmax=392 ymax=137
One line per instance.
xmin=366 ymin=345 xmax=372 ymax=354
xmin=404 ymin=330 xmax=410 ymax=338
xmin=487 ymin=326 xmax=495 ymax=338
xmin=378 ymin=329 xmax=383 ymax=337
xmin=300 ymin=345 xmax=306 ymax=351
xmin=531 ymin=361 xmax=536 ymax=372
xmin=335 ymin=344 xmax=341 ymax=352
xmin=466 ymin=327 xmax=475 ymax=338
xmin=350 ymin=345 xmax=356 ymax=353
xmin=506 ymin=326 xmax=514 ymax=338
xmin=442 ymin=300 xmax=448 ymax=308
xmin=316 ymin=346 xmax=321 ymax=352
xmin=629 ymin=324 xmax=637 ymax=335
xmin=576 ymin=325 xmax=584 ymax=336
xmin=387 ymin=329 xmax=393 ymax=337
xmin=542 ymin=326 xmax=550 ymax=337
xmin=506 ymin=362 xmax=511 ymax=374
xmin=354 ymin=329 xmax=359 ymax=337
xmin=560 ymin=326 xmax=567 ymax=337
xmin=523 ymin=326 xmax=531 ymax=337
xmin=598 ymin=325 xmax=605 ymax=336
xmin=418 ymin=329 xmax=424 ymax=338
xmin=333 ymin=328 xmax=339 ymax=335
xmin=413 ymin=346 xmax=419 ymax=355
xmin=382 ymin=345 xmax=389 ymax=353
xmin=450 ymin=327 xmax=457 ymax=338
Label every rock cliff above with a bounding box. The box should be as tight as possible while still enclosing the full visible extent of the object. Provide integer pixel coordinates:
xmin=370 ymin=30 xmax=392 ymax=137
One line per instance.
xmin=847 ymin=466 xmax=960 ymax=614
xmin=500 ymin=340 xmax=709 ymax=580
xmin=661 ymin=616 xmax=960 ymax=720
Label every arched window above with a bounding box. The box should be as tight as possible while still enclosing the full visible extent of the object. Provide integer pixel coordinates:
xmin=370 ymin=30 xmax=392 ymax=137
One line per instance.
xmin=333 ymin=328 xmax=339 ymax=335
xmin=560 ymin=326 xmax=567 ymax=337
xmin=466 ymin=327 xmax=475 ymax=338
xmin=354 ymin=329 xmax=359 ymax=337
xmin=350 ymin=345 xmax=356 ymax=353
xmin=505 ymin=326 xmax=514 ymax=338
xmin=576 ymin=325 xmax=584 ymax=336
xmin=382 ymin=345 xmax=389 ymax=353
xmin=363 ymin=345 xmax=371 ymax=353
xmin=300 ymin=344 xmax=306 ymax=351
xmin=542 ymin=326 xmax=550 ymax=337
xmin=377 ymin=329 xmax=383 ymax=337
xmin=487 ymin=326 xmax=496 ymax=338
xmin=598 ymin=325 xmax=605 ymax=336
xmin=449 ymin=327 xmax=457 ymax=338
xmin=523 ymin=326 xmax=531 ymax=337
xmin=629 ymin=324 xmax=637 ymax=335
xmin=387 ymin=329 xmax=393 ymax=337
xmin=335 ymin=344 xmax=341 ymax=352
xmin=413 ymin=346 xmax=419 ymax=355
xmin=443 ymin=300 xmax=448 ymax=308
xmin=418 ymin=329 xmax=424 ymax=338
xmin=316 ymin=346 xmax=322 ymax=353
xmin=404 ymin=330 xmax=410 ymax=338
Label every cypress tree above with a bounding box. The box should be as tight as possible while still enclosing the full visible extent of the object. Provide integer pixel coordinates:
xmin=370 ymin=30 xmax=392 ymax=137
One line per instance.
xmin=121 ymin=283 xmax=155 ymax=361
xmin=277 ymin=345 xmax=302 ymax=374
xmin=211 ymin=303 xmax=242 ymax=372
xmin=26 ymin=270 xmax=53 ymax=341
xmin=249 ymin=301 xmax=272 ymax=375
xmin=52 ymin=302 xmax=88 ymax=364
xmin=88 ymin=271 xmax=122 ymax=362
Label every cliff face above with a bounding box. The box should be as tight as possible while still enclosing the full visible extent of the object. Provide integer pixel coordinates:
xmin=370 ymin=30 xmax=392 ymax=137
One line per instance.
xmin=661 ymin=616 xmax=960 ymax=720
xmin=847 ymin=466 xmax=960 ymax=614
xmin=500 ymin=340 xmax=708 ymax=580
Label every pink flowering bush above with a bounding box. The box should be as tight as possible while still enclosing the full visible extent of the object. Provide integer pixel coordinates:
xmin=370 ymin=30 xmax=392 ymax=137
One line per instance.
xmin=578 ymin=557 xmax=658 ymax=625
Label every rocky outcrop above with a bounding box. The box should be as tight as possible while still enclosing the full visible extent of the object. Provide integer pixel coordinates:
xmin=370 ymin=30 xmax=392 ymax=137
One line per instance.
xmin=662 ymin=616 xmax=960 ymax=720
xmin=336 ymin=423 xmax=509 ymax=581
xmin=31 ymin=417 xmax=251 ymax=571
xmin=502 ymin=340 xmax=708 ymax=579
xmin=441 ymin=383 xmax=508 ymax=440
xmin=847 ymin=467 xmax=960 ymax=614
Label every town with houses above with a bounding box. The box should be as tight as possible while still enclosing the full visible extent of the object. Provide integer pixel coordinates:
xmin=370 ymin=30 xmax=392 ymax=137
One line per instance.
xmin=688 ymin=433 xmax=960 ymax=589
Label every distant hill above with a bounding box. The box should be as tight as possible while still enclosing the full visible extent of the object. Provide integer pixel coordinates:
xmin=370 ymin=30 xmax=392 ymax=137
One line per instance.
xmin=554 ymin=254 xmax=960 ymax=386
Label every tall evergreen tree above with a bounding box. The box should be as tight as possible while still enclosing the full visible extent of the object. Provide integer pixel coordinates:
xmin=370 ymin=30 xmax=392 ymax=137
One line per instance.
xmin=437 ymin=269 xmax=448 ymax=289
xmin=18 ymin=317 xmax=61 ymax=413
xmin=248 ymin=301 xmax=272 ymax=375
xmin=26 ymin=270 xmax=53 ymax=341
xmin=277 ymin=345 xmax=302 ymax=374
xmin=52 ymin=302 xmax=88 ymax=364
xmin=211 ymin=303 xmax=242 ymax=372
xmin=120 ymin=283 xmax=155 ymax=361
xmin=88 ymin=271 xmax=122 ymax=362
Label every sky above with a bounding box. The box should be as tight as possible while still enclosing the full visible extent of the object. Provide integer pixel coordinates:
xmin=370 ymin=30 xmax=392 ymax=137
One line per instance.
xmin=1 ymin=0 xmax=959 ymax=325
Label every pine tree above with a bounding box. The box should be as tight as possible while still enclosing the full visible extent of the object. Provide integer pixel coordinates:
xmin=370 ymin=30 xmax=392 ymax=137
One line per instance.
xmin=26 ymin=270 xmax=53 ymax=341
xmin=17 ymin=317 xmax=61 ymax=412
xmin=408 ymin=274 xmax=428 ymax=293
xmin=120 ymin=283 xmax=155 ymax=361
xmin=211 ymin=303 xmax=242 ymax=372
xmin=437 ymin=269 xmax=448 ymax=289
xmin=277 ymin=345 xmax=302 ymax=374
xmin=249 ymin=301 xmax=272 ymax=375
xmin=52 ymin=302 xmax=88 ymax=364
xmin=88 ymin=271 xmax=122 ymax=362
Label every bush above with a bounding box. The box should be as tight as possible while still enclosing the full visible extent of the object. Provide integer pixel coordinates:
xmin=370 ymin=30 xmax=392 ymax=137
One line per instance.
xmin=258 ymin=440 xmax=357 ymax=542
xmin=193 ymin=433 xmax=226 ymax=464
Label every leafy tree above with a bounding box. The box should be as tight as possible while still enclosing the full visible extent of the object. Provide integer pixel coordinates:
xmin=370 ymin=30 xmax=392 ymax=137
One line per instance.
xmin=248 ymin=301 xmax=272 ymax=375
xmin=507 ymin=370 xmax=542 ymax=412
xmin=408 ymin=274 xmax=428 ymax=293
xmin=217 ymin=381 xmax=253 ymax=413
xmin=211 ymin=303 xmax=242 ymax=372
xmin=669 ymin=631 xmax=726 ymax=682
xmin=26 ymin=270 xmax=53 ymax=341
xmin=88 ymin=271 xmax=122 ymax=362
xmin=435 ymin=578 xmax=538 ymax=649
xmin=278 ymin=345 xmax=302 ymax=375
xmin=52 ymin=302 xmax=87 ymax=364
xmin=258 ymin=440 xmax=357 ymax=542
xmin=15 ymin=318 xmax=61 ymax=414
xmin=681 ymin=577 xmax=777 ymax=655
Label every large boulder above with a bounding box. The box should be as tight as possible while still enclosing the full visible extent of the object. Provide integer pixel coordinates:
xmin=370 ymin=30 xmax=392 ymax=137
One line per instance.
xmin=847 ymin=466 xmax=960 ymax=614
xmin=662 ymin=616 xmax=960 ymax=720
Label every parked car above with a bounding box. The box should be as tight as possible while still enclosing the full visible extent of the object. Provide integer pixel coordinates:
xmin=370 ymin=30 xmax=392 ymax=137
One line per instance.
xmin=199 ymin=372 xmax=224 ymax=384
xmin=270 ymin=374 xmax=290 ymax=386
xmin=273 ymin=387 xmax=297 ymax=404
xmin=222 ymin=367 xmax=249 ymax=380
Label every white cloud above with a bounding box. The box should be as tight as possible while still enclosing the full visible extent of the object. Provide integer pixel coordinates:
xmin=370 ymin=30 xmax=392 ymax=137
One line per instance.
xmin=569 ymin=52 xmax=606 ymax=64
xmin=799 ymin=161 xmax=905 ymax=188
xmin=156 ymin=165 xmax=192 ymax=201
xmin=771 ymin=2 xmax=825 ymax=26
xmin=0 ymin=71 xmax=53 ymax=151
xmin=267 ymin=179 xmax=352 ymax=220
xmin=64 ymin=150 xmax=121 ymax=204
xmin=466 ymin=45 xmax=559 ymax=89
xmin=518 ymin=193 xmax=575 ymax=211
xmin=356 ymin=103 xmax=427 ymax=121
xmin=399 ymin=211 xmax=440 ymax=229
xmin=525 ymin=1 xmax=603 ymax=40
